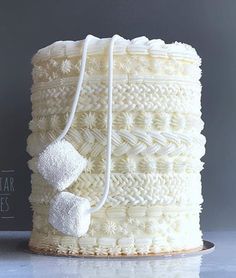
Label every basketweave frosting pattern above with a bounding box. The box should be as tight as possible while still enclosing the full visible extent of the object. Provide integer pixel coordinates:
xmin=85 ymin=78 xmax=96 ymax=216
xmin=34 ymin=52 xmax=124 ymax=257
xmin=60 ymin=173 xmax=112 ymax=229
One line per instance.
xmin=28 ymin=36 xmax=204 ymax=255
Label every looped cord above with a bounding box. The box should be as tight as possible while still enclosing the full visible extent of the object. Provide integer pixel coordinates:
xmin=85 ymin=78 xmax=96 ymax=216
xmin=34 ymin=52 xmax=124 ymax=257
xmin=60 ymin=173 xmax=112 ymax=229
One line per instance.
xmin=89 ymin=35 xmax=119 ymax=213
xmin=56 ymin=34 xmax=94 ymax=141
xmin=55 ymin=34 xmax=119 ymax=214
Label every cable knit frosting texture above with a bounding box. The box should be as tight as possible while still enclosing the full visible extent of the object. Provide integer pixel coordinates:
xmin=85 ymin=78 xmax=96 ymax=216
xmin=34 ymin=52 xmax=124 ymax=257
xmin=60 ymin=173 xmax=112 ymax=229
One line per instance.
xmin=28 ymin=35 xmax=205 ymax=257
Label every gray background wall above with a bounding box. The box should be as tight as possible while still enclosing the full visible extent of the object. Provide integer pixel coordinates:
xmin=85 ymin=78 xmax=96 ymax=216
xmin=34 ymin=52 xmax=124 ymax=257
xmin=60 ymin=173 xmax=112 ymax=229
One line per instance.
xmin=0 ymin=0 xmax=235 ymax=231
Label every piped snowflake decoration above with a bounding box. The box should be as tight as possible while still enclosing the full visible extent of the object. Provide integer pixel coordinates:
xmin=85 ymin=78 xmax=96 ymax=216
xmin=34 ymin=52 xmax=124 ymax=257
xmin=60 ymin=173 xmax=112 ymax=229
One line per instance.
xmin=56 ymin=244 xmax=68 ymax=254
xmin=156 ymin=158 xmax=172 ymax=173
xmin=97 ymin=158 xmax=114 ymax=173
xmin=137 ymin=112 xmax=153 ymax=129
xmin=116 ymin=112 xmax=134 ymax=129
xmin=49 ymin=59 xmax=58 ymax=68
xmin=118 ymin=157 xmax=137 ymax=173
xmin=140 ymin=157 xmax=156 ymax=173
xmin=61 ymin=60 xmax=72 ymax=74
xmin=153 ymin=112 xmax=170 ymax=130
xmin=82 ymin=112 xmax=96 ymax=129
xmin=103 ymin=221 xmax=117 ymax=235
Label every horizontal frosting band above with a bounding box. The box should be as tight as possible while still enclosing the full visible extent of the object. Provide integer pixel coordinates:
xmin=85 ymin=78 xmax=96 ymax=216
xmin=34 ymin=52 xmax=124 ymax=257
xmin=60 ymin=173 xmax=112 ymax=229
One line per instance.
xmin=29 ymin=111 xmax=204 ymax=133
xmin=31 ymin=81 xmax=201 ymax=116
xmin=27 ymin=129 xmax=205 ymax=158
xmin=32 ymin=36 xmax=201 ymax=64
xmin=30 ymin=172 xmax=203 ymax=206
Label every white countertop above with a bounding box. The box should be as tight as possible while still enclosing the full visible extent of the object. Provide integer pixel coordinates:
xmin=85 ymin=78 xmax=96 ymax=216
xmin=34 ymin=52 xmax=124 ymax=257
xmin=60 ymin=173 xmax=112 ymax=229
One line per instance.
xmin=0 ymin=231 xmax=235 ymax=277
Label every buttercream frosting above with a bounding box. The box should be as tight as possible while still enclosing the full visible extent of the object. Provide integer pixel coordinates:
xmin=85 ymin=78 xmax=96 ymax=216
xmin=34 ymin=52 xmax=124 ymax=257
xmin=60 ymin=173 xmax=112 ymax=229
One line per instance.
xmin=28 ymin=35 xmax=205 ymax=256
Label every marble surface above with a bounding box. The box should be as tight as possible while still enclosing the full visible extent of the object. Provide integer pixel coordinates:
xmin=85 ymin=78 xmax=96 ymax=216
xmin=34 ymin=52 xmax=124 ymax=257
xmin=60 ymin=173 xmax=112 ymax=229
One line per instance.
xmin=0 ymin=231 xmax=235 ymax=277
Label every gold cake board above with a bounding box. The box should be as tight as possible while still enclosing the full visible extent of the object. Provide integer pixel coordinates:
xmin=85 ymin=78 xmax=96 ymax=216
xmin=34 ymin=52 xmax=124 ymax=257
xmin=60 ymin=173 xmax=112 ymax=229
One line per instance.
xmin=28 ymin=240 xmax=214 ymax=259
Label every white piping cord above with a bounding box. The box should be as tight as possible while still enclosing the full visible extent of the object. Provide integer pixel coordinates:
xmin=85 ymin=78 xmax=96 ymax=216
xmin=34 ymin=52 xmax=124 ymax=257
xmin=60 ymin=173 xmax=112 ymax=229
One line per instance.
xmin=55 ymin=34 xmax=119 ymax=214
xmin=56 ymin=34 xmax=93 ymax=142
xmin=89 ymin=35 xmax=119 ymax=213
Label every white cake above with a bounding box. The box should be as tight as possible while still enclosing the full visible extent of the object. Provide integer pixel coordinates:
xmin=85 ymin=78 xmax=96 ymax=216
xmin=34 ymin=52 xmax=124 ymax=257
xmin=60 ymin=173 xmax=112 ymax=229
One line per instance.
xmin=27 ymin=36 xmax=205 ymax=256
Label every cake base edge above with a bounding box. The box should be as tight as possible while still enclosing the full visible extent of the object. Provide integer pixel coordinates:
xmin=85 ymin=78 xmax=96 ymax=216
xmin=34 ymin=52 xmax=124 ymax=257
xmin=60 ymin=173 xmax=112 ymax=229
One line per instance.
xmin=28 ymin=243 xmax=204 ymax=258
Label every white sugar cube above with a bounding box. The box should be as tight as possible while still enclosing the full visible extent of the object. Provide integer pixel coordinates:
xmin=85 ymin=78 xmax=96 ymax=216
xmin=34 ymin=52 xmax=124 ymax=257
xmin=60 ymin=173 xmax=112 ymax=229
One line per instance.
xmin=37 ymin=139 xmax=87 ymax=191
xmin=49 ymin=192 xmax=91 ymax=237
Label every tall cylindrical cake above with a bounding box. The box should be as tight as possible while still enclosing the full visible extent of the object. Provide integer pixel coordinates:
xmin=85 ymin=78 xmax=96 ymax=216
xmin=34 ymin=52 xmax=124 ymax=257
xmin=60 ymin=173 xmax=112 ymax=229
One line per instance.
xmin=27 ymin=36 xmax=205 ymax=256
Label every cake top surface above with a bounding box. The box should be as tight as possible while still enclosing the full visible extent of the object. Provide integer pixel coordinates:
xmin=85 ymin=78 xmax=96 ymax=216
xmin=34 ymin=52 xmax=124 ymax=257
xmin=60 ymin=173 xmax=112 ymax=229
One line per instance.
xmin=32 ymin=35 xmax=201 ymax=64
